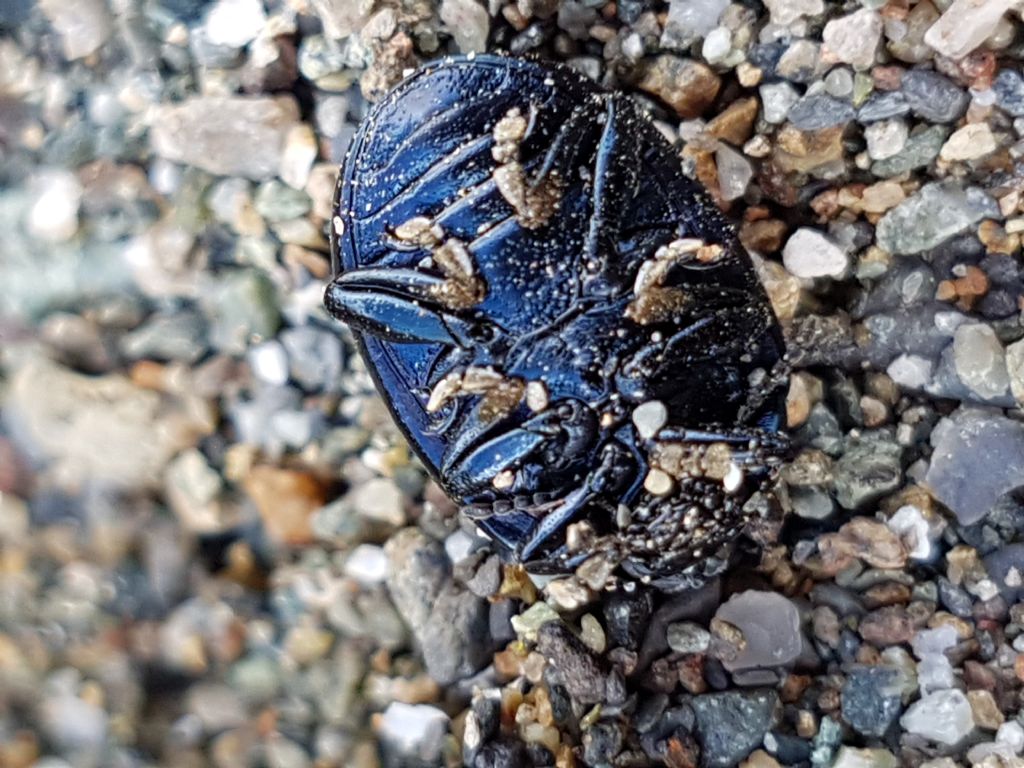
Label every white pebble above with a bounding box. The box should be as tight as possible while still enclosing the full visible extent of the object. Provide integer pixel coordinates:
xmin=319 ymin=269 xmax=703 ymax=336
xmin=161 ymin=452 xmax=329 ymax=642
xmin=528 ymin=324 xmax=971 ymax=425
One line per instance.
xmin=632 ymin=400 xmax=668 ymax=439
xmin=27 ymin=169 xmax=82 ymax=243
xmin=204 ymin=0 xmax=267 ymax=48
xmin=782 ymin=227 xmax=849 ymax=278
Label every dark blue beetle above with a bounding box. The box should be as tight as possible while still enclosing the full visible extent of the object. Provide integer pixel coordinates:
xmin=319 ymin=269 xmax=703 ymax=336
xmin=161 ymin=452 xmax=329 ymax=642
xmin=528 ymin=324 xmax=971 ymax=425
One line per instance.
xmin=326 ymin=54 xmax=789 ymax=588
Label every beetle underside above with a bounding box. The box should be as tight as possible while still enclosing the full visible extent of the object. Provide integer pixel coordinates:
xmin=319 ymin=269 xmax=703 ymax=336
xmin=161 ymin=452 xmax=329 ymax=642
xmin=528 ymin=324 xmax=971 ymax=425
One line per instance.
xmin=326 ymin=54 xmax=790 ymax=589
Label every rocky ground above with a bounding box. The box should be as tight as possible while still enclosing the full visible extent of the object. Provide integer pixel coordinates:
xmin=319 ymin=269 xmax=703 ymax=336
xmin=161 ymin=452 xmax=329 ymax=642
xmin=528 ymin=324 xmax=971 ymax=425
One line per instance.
xmin=2 ymin=0 xmax=1024 ymax=766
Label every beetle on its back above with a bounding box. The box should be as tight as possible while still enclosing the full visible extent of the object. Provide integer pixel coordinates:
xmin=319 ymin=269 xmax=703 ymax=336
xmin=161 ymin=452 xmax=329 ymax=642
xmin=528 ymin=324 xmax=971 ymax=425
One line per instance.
xmin=326 ymin=54 xmax=789 ymax=590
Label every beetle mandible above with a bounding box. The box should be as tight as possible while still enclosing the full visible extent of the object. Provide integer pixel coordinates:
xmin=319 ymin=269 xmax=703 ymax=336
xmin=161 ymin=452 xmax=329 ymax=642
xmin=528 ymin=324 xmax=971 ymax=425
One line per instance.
xmin=325 ymin=54 xmax=789 ymax=589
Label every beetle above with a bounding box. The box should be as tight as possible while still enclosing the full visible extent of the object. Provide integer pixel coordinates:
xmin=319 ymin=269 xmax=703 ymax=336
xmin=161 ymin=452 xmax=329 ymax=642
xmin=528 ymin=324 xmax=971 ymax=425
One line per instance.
xmin=325 ymin=54 xmax=789 ymax=589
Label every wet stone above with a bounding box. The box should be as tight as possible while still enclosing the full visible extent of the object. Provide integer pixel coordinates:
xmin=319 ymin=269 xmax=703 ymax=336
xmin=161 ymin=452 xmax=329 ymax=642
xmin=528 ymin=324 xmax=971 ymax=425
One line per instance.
xmin=994 ymin=68 xmax=1024 ymax=116
xmin=900 ymin=689 xmax=975 ymax=745
xmin=760 ymin=82 xmax=801 ymax=125
xmin=783 ymin=227 xmax=848 ymax=279
xmin=900 ymin=70 xmax=969 ymax=124
xmin=636 ymin=56 xmax=721 ymax=119
xmin=952 ymin=324 xmax=1011 ymax=401
xmin=841 ymin=665 xmax=903 ymax=737
xmin=821 ymin=9 xmax=882 ymax=70
xmin=871 ymin=125 xmax=947 ymax=178
xmin=151 ymin=96 xmax=302 ymax=180
xmin=714 ymin=590 xmax=802 ymax=671
xmin=536 ymin=622 xmax=606 ymax=705
xmin=661 ymin=0 xmax=729 ymax=49
xmin=691 ymin=690 xmax=779 ymax=768
xmin=667 ymin=621 xmax=711 ymax=655
xmin=832 ymin=436 xmax=902 ymax=510
xmin=787 ymin=94 xmax=856 ymax=131
xmin=925 ymin=408 xmax=1024 ymax=525
xmin=858 ymin=91 xmax=911 ymax=123
xmin=875 ymin=182 xmax=998 ymax=255
xmin=925 ymin=0 xmax=1017 ymax=61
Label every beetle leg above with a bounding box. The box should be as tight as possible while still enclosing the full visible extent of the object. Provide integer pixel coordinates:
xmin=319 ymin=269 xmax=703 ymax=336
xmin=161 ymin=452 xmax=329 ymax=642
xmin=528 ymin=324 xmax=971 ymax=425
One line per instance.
xmin=644 ymin=425 xmax=789 ymax=491
xmin=515 ymin=439 xmax=637 ymax=560
xmin=325 ymin=266 xmax=489 ymax=347
xmin=442 ymin=399 xmax=598 ymax=495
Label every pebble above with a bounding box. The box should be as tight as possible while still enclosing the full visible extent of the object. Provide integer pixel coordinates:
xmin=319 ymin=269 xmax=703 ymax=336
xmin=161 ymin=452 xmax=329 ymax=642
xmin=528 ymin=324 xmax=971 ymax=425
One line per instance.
xmin=760 ymin=82 xmax=801 ymax=125
xmin=440 ymin=0 xmax=489 ymax=53
xmin=661 ymin=0 xmax=728 ymax=48
xmin=5 ymin=359 xmax=195 ymax=490
xmin=26 ymin=169 xmax=82 ymax=244
xmin=900 ymin=689 xmax=975 ymax=745
xmin=865 ymin=119 xmax=908 ymax=161
xmin=151 ymin=96 xmax=303 ymax=180
xmin=384 ymin=529 xmax=448 ymax=640
xmin=953 ymin=324 xmax=1011 ymax=401
xmin=204 ymin=0 xmax=266 ymax=48
xmin=38 ymin=0 xmax=112 ymax=59
xmin=968 ymin=689 xmax=1004 ymax=730
xmin=763 ymin=0 xmax=823 ymax=26
xmin=994 ymin=68 xmax=1024 ymax=116
xmin=886 ymin=505 xmax=934 ymax=561
xmin=830 ymin=747 xmax=899 ymax=768
xmin=714 ymin=590 xmax=802 ymax=671
xmin=940 ymin=123 xmax=998 ymax=162
xmin=637 ymin=56 xmax=721 ymax=118
xmin=536 ymin=621 xmax=606 ymax=705
xmin=691 ymin=690 xmax=779 ymax=768
xmin=667 ymin=621 xmax=711 ymax=654
xmin=841 ymin=666 xmax=903 ymax=737
xmin=871 ymin=125 xmax=947 ymax=177
xmin=924 ymin=0 xmax=1016 ymax=61
xmin=378 ymin=703 xmax=449 ymax=764
xmin=343 ymin=544 xmax=389 ymax=586
xmin=821 ymin=9 xmax=882 ymax=70
xmin=716 ymin=145 xmax=753 ymax=201
xmin=279 ymin=125 xmax=318 ymax=189
xmin=1006 ymin=339 xmax=1024 ymax=405
xmin=901 ymin=70 xmax=970 ymax=124
xmin=832 ymin=437 xmax=903 ymax=510
xmin=419 ymin=584 xmax=493 ymax=684
xmin=875 ymin=182 xmax=998 ymax=255
xmin=787 ymin=94 xmax=856 ymax=131
xmin=248 ymin=340 xmax=290 ymax=386
xmin=632 ymin=400 xmax=668 ymax=439
xmin=925 ymin=408 xmax=1024 ymax=525
xmin=917 ymin=653 xmax=955 ymax=694
xmin=203 ymin=270 xmax=281 ymax=354
xmin=858 ymin=92 xmax=911 ymax=123
xmin=783 ymin=228 xmax=848 ymax=279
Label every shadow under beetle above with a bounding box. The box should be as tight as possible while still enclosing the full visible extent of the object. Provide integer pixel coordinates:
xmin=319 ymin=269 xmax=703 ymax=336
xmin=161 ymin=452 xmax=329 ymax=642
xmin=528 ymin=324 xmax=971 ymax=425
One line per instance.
xmin=326 ymin=54 xmax=789 ymax=590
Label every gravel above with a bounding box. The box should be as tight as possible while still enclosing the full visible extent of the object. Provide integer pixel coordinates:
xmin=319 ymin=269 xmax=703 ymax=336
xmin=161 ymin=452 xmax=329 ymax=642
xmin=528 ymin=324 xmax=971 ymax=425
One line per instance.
xmin=4 ymin=0 xmax=1024 ymax=765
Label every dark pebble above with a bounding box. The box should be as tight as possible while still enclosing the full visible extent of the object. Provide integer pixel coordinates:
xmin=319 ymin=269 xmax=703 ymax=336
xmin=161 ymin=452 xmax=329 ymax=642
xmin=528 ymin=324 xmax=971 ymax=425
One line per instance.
xmin=983 ymin=543 xmax=1024 ymax=602
xmin=788 ymin=94 xmax=856 ymax=130
xmin=634 ymin=693 xmax=670 ymax=733
xmin=472 ymin=694 xmax=501 ymax=744
xmin=841 ymin=665 xmax=904 ymax=737
xmin=420 ymin=584 xmax=494 ymax=685
xmin=937 ymin=577 xmax=975 ymax=618
xmin=901 ymin=69 xmax=969 ymax=123
xmin=489 ymin=599 xmax=518 ymax=646
xmin=536 ymin=622 xmax=607 ymax=705
xmin=857 ymin=90 xmax=911 ymax=122
xmin=994 ymin=68 xmax=1024 ymax=116
xmin=474 ymin=740 xmax=530 ymax=768
xmin=765 ymin=731 xmax=813 ymax=764
xmin=837 ymin=628 xmax=861 ymax=662
xmin=603 ymin=588 xmax=653 ymax=651
xmin=690 ymin=690 xmax=779 ymax=768
xmin=640 ymin=705 xmax=695 ymax=762
xmin=583 ymin=721 xmax=624 ymax=765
